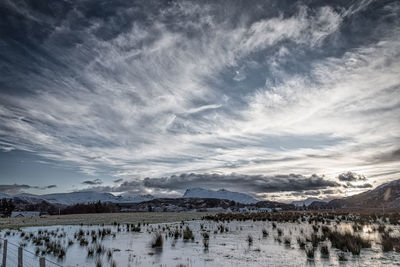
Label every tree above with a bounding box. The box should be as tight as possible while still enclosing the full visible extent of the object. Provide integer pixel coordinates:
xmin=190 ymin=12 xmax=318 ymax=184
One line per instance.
xmin=0 ymin=198 xmax=15 ymax=217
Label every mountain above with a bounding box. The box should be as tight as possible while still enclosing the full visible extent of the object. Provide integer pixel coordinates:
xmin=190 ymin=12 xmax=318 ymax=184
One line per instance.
xmin=0 ymin=193 xmax=10 ymax=199
xmin=14 ymin=193 xmax=50 ymax=204
xmin=7 ymin=191 xmax=155 ymax=206
xmin=291 ymin=197 xmax=328 ymax=207
xmin=118 ymin=192 xmax=155 ymax=203
xmin=40 ymin=192 xmax=119 ymax=205
xmin=329 ymin=179 xmax=400 ymax=210
xmin=183 ymin=188 xmax=258 ymax=204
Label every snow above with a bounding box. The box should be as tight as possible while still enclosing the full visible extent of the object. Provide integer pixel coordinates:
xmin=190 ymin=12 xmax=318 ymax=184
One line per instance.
xmin=183 ymin=188 xmax=258 ymax=204
xmin=291 ymin=197 xmax=327 ymax=207
xmin=2 ymin=220 xmax=397 ymax=267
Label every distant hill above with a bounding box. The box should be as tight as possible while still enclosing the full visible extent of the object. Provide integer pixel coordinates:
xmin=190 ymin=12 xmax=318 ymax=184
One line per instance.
xmin=0 ymin=193 xmax=10 ymax=199
xmin=6 ymin=191 xmax=155 ymax=206
xmin=291 ymin=197 xmax=328 ymax=207
xmin=118 ymin=192 xmax=155 ymax=203
xmin=183 ymin=188 xmax=258 ymax=204
xmin=256 ymin=200 xmax=295 ymax=210
xmin=329 ymin=179 xmax=400 ymax=210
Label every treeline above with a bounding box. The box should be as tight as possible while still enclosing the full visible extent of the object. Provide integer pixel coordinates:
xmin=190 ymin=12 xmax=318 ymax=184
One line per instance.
xmin=0 ymin=198 xmax=15 ymax=217
xmin=61 ymin=201 xmax=120 ymax=214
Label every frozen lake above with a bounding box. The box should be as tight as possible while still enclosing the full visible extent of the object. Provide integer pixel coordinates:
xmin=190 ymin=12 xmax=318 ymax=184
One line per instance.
xmin=1 ymin=219 xmax=400 ymax=267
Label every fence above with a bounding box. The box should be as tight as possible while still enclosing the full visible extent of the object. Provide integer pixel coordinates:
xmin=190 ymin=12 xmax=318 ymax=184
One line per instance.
xmin=0 ymin=238 xmax=62 ymax=267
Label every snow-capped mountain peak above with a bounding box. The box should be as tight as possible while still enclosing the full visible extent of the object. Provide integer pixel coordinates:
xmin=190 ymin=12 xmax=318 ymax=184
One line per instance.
xmin=183 ymin=188 xmax=258 ymax=204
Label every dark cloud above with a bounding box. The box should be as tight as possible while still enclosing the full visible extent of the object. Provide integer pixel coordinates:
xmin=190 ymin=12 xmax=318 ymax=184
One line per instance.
xmin=291 ymin=190 xmax=321 ymax=196
xmin=322 ymin=189 xmax=341 ymax=194
xmin=113 ymin=178 xmax=123 ymax=183
xmin=345 ymin=182 xmax=373 ymax=189
xmin=82 ymin=180 xmax=142 ymax=193
xmin=369 ymin=148 xmax=400 ymax=163
xmin=0 ymin=184 xmax=31 ymax=194
xmin=82 ymin=178 xmax=103 ymax=185
xmin=109 ymin=180 xmax=141 ymax=192
xmin=0 ymin=184 xmax=57 ymax=194
xmin=143 ymin=173 xmax=339 ymax=194
xmin=337 ymin=171 xmax=366 ymax=182
xmin=79 ymin=173 xmax=339 ymax=197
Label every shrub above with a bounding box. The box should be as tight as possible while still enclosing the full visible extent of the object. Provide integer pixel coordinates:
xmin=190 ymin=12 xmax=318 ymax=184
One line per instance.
xmin=87 ymin=247 xmax=94 ymax=257
xmin=284 ymin=236 xmax=291 ymax=246
xmin=183 ymin=226 xmax=194 ymax=241
xmin=262 ymin=229 xmax=268 ymax=238
xmin=277 ymin=228 xmax=283 ymax=236
xmin=337 ymin=252 xmax=347 ymax=261
xmin=381 ymin=233 xmax=400 ymax=252
xmin=327 ymin=229 xmax=370 ymax=255
xmin=203 ymin=237 xmax=209 ymax=250
xmin=320 ymin=244 xmax=329 ymax=258
xmin=297 ymin=237 xmax=306 ymax=249
xmin=247 ymin=235 xmax=253 ymax=245
xmin=151 ymin=233 xmax=163 ymax=248
xmin=305 ymin=246 xmax=314 ymax=259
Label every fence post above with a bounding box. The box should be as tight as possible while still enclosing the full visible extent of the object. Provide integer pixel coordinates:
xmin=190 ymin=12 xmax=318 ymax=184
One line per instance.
xmin=2 ymin=239 xmax=6 ymax=267
xmin=39 ymin=257 xmax=45 ymax=267
xmin=18 ymin=247 xmax=23 ymax=267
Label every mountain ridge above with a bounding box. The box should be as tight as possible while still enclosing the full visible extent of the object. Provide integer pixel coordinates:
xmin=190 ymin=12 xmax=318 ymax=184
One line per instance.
xmin=183 ymin=187 xmax=258 ymax=204
xmin=1 ymin=191 xmax=155 ymax=206
xmin=291 ymin=197 xmax=328 ymax=207
xmin=2 ymin=179 xmax=400 ymax=209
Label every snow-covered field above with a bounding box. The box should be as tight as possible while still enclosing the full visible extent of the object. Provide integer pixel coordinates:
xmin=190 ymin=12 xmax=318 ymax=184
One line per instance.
xmin=2 ymin=219 xmax=400 ymax=267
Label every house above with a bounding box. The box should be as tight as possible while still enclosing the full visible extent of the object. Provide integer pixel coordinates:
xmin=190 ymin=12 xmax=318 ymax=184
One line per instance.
xmin=258 ymin=207 xmax=273 ymax=212
xmin=239 ymin=207 xmax=249 ymax=213
xmin=11 ymin=211 xmax=41 ymax=218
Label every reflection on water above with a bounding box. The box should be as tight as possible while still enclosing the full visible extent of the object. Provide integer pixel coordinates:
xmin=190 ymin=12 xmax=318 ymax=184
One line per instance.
xmin=1 ymin=219 xmax=400 ymax=266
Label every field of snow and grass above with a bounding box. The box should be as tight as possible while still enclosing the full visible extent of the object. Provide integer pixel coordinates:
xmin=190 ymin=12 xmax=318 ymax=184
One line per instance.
xmin=0 ymin=212 xmax=208 ymax=230
xmin=0 ymin=213 xmax=400 ymax=266
xmin=1 ymin=212 xmax=400 ymax=266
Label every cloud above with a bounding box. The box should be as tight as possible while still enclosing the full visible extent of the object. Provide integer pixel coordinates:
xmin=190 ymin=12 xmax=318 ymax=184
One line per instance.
xmin=82 ymin=180 xmax=142 ymax=194
xmin=79 ymin=172 xmax=339 ymax=199
xmin=345 ymin=182 xmax=373 ymax=189
xmin=322 ymin=189 xmax=342 ymax=195
xmin=369 ymin=148 xmax=400 ymax=163
xmin=291 ymin=190 xmax=321 ymax=197
xmin=0 ymin=184 xmax=57 ymax=194
xmin=0 ymin=145 xmax=14 ymax=152
xmin=82 ymin=179 xmax=103 ymax=185
xmin=143 ymin=173 xmax=339 ymax=194
xmin=0 ymin=184 xmax=31 ymax=195
xmin=0 ymin=0 xmax=399 ymax=198
xmin=113 ymin=178 xmax=123 ymax=183
xmin=337 ymin=172 xmax=366 ymax=182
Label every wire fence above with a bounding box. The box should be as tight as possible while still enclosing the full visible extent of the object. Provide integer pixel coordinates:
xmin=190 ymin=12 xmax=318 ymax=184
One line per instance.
xmin=0 ymin=237 xmax=63 ymax=267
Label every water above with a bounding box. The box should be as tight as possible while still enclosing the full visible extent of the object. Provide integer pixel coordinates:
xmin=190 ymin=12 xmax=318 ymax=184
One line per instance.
xmin=2 ymin=220 xmax=400 ymax=267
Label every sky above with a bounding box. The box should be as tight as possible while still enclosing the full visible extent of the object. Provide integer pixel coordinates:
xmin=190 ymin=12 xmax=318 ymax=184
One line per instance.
xmin=0 ymin=0 xmax=399 ymax=201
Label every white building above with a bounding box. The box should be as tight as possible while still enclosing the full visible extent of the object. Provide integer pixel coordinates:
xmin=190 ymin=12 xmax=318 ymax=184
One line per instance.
xmin=258 ymin=207 xmax=273 ymax=212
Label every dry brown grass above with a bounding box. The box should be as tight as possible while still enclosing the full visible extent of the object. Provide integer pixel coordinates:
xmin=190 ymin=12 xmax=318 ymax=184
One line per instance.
xmin=0 ymin=212 xmax=214 ymax=230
